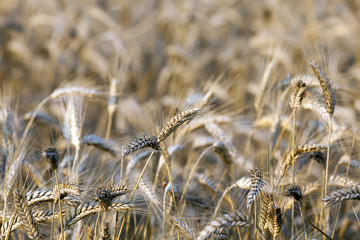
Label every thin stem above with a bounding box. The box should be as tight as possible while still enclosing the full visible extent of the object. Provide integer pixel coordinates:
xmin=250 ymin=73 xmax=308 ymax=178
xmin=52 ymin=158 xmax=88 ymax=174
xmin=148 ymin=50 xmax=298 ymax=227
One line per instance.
xmin=254 ymin=198 xmax=257 ymax=239
xmin=51 ymin=202 xmax=55 ymax=240
xmin=105 ymin=111 xmax=113 ymax=141
xmin=179 ymin=147 xmax=210 ymax=204
xmin=352 ymin=206 xmax=360 ymax=226
xmin=324 ymin=117 xmax=332 ymax=237
xmin=305 ymin=217 xmax=333 ymax=240
xmin=20 ymin=96 xmax=51 ymax=145
xmin=160 ymin=142 xmax=177 ymax=208
xmin=324 ymin=117 xmax=332 ymax=198
xmin=272 ymin=111 xmax=294 ymax=155
xmin=116 ymin=149 xmax=156 ymax=240
xmin=55 ymin=171 xmax=64 ymax=240
xmin=116 ymin=214 xmax=127 ymax=240
xmin=291 ymin=110 xmax=296 ymax=239
xmin=299 ymin=203 xmax=308 ymax=240
xmin=72 ymin=147 xmax=80 ymax=184
xmin=94 ymin=210 xmax=101 ymax=239
xmin=131 ymin=149 xmax=155 ymax=199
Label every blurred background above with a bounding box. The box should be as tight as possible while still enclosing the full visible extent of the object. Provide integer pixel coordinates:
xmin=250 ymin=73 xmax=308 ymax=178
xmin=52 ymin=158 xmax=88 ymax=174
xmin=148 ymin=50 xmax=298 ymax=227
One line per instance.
xmin=1 ymin=0 xmax=359 ymax=102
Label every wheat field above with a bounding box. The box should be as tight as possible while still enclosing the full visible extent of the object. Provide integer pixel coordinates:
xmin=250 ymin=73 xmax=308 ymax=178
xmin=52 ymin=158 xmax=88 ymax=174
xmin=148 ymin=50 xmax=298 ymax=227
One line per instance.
xmin=0 ymin=0 xmax=360 ymax=239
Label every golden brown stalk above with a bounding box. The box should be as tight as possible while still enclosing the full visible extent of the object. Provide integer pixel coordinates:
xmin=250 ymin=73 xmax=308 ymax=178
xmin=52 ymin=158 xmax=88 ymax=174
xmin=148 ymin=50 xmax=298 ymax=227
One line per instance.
xmin=12 ymin=189 xmax=39 ymax=240
xmin=87 ymin=226 xmax=95 ymax=240
xmin=158 ymin=108 xmax=200 ymax=142
xmin=158 ymin=141 xmax=177 ymax=208
xmin=125 ymin=149 xmax=153 ymax=176
xmin=309 ymin=59 xmax=336 ymax=237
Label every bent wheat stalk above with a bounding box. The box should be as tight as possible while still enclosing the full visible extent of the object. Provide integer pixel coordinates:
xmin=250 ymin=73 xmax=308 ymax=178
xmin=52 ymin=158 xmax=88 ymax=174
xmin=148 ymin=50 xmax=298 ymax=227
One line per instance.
xmin=309 ymin=59 xmax=335 ymax=236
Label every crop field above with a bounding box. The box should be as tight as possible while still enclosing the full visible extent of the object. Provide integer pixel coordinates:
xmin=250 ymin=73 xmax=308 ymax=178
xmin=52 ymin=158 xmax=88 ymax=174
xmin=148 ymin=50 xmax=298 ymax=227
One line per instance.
xmin=0 ymin=0 xmax=359 ymax=239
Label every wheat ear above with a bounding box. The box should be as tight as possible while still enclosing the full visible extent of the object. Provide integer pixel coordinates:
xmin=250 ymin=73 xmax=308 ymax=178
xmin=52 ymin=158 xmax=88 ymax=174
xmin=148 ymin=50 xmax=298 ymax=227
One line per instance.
xmin=170 ymin=216 xmax=195 ymax=239
xmin=196 ymin=210 xmax=249 ymax=240
xmin=158 ymin=108 xmax=200 ymax=142
xmin=121 ymin=135 xmax=160 ymax=158
xmin=322 ymin=185 xmax=360 ymax=206
xmin=309 ymin=60 xmax=335 ymax=117
xmin=82 ymin=134 xmax=117 ymax=156
xmin=12 ymin=189 xmax=39 ymax=240
xmin=247 ymin=168 xmax=264 ymax=209
xmin=63 ymin=201 xmax=134 ymax=229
